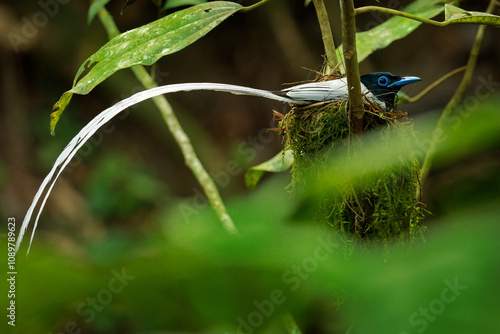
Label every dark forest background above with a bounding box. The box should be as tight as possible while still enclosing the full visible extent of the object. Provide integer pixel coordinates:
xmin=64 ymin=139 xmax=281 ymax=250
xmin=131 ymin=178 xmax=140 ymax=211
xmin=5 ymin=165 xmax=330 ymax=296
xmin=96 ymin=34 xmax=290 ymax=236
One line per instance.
xmin=0 ymin=1 xmax=499 ymax=332
xmin=2 ymin=0 xmax=499 ymax=242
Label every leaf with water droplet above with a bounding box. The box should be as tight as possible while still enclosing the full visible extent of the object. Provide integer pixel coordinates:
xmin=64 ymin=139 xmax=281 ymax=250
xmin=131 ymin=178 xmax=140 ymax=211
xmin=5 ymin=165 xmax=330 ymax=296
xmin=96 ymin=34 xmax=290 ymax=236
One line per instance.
xmin=51 ymin=1 xmax=242 ymax=134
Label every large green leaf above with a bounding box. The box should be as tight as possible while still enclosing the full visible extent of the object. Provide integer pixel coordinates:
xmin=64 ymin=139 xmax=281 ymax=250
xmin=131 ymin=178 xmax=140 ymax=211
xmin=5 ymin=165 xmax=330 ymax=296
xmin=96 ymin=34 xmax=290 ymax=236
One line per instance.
xmin=444 ymin=3 xmax=500 ymax=26
xmin=52 ymin=1 xmax=242 ymax=133
xmin=336 ymin=0 xmax=448 ymax=71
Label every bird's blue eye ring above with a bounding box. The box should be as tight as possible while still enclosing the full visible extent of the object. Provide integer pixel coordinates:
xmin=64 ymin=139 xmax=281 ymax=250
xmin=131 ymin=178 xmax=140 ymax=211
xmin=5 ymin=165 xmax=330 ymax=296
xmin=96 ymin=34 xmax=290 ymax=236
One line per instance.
xmin=378 ymin=76 xmax=389 ymax=87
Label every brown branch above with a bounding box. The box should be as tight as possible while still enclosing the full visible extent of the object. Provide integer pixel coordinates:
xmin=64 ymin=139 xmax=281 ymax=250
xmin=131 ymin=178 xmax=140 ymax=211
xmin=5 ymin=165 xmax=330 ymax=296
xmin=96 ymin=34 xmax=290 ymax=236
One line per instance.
xmin=312 ymin=0 xmax=338 ymax=72
xmin=341 ymin=0 xmax=364 ymax=134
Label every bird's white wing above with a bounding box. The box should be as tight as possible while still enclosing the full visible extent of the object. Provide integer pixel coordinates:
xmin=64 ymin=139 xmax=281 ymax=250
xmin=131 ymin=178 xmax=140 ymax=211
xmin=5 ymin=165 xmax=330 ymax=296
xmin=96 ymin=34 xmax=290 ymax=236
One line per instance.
xmin=281 ymin=78 xmax=380 ymax=105
xmin=282 ymin=78 xmax=350 ymax=102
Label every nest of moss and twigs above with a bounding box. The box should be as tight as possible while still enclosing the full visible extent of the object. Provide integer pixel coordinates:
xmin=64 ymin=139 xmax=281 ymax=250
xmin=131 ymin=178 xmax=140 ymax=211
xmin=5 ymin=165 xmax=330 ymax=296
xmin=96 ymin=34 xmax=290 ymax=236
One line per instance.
xmin=277 ymin=79 xmax=426 ymax=247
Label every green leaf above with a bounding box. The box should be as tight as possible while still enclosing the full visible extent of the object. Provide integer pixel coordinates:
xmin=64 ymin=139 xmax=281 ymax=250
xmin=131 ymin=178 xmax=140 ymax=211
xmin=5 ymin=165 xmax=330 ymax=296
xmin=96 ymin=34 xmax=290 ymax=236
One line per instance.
xmin=52 ymin=1 xmax=242 ymax=133
xmin=245 ymin=150 xmax=293 ymax=189
xmin=87 ymin=0 xmax=110 ymax=25
xmin=356 ymin=0 xmax=445 ymax=62
xmin=50 ymin=91 xmax=73 ymax=135
xmin=444 ymin=3 xmax=500 ymax=27
xmin=396 ymin=90 xmax=410 ymax=104
xmin=163 ymin=0 xmax=207 ymax=11
xmin=336 ymin=0 xmax=446 ymax=71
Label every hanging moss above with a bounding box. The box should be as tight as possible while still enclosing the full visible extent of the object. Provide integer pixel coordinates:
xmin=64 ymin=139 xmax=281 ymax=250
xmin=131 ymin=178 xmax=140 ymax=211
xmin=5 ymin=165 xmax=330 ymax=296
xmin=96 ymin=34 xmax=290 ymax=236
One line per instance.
xmin=279 ymin=91 xmax=426 ymax=247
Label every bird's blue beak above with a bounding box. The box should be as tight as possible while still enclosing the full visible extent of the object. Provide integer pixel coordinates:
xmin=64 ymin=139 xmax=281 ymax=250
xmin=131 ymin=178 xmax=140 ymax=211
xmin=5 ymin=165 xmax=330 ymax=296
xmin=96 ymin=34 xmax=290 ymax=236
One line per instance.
xmin=388 ymin=76 xmax=421 ymax=88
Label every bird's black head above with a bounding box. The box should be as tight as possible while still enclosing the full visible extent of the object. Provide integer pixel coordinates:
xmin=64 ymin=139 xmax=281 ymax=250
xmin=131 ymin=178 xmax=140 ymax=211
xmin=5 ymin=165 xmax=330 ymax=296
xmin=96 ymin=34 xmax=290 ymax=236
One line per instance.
xmin=360 ymin=72 xmax=421 ymax=108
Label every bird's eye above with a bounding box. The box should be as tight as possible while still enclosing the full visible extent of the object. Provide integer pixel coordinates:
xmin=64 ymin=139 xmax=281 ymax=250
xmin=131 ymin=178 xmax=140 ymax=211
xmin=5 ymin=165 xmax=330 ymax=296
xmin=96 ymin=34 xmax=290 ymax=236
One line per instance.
xmin=378 ymin=76 xmax=389 ymax=87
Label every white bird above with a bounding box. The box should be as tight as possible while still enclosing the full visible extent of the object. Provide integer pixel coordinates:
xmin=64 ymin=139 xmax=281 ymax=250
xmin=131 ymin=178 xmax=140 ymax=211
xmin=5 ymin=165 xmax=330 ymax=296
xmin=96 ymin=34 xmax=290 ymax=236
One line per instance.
xmin=15 ymin=73 xmax=421 ymax=254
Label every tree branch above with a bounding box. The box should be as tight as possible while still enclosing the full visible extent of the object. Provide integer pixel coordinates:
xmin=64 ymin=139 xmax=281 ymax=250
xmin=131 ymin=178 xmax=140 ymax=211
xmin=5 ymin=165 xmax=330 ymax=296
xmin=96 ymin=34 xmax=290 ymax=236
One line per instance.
xmin=312 ymin=0 xmax=338 ymax=73
xmin=341 ymin=0 xmax=364 ymax=134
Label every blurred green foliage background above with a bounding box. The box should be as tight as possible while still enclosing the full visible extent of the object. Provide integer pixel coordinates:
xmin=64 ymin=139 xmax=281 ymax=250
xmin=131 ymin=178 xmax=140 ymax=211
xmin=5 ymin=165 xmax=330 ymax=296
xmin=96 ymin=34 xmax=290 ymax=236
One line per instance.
xmin=1 ymin=0 xmax=499 ymax=333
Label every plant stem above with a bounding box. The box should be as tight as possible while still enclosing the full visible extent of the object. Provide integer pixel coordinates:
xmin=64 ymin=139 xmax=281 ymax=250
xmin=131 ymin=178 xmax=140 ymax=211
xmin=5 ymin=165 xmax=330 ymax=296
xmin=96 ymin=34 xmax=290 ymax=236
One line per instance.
xmin=355 ymin=5 xmax=499 ymax=27
xmin=355 ymin=6 xmax=445 ymax=26
xmin=96 ymin=6 xmax=237 ymax=234
xmin=418 ymin=0 xmax=497 ymax=196
xmin=340 ymin=0 xmax=364 ymax=134
xmin=96 ymin=5 xmax=120 ymax=38
xmin=312 ymin=0 xmax=338 ymax=73
xmin=405 ymin=66 xmax=466 ymax=104
xmin=241 ymin=0 xmax=273 ymax=12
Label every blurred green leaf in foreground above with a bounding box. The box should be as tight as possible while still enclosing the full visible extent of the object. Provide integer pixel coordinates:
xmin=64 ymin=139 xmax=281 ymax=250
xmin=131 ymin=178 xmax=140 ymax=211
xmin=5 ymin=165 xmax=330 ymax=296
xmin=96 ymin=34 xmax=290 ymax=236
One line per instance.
xmin=12 ymin=96 xmax=500 ymax=333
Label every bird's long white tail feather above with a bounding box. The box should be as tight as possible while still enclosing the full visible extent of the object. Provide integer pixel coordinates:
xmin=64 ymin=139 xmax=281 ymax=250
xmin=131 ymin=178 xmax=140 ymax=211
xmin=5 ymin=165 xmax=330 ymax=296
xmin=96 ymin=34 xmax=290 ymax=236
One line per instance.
xmin=15 ymin=83 xmax=305 ymax=254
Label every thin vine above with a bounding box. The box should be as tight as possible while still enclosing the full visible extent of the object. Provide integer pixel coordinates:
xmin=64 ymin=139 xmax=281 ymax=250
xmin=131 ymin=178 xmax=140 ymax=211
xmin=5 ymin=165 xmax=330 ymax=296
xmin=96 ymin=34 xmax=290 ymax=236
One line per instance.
xmin=419 ymin=0 xmax=498 ymax=193
xmin=96 ymin=4 xmax=238 ymax=235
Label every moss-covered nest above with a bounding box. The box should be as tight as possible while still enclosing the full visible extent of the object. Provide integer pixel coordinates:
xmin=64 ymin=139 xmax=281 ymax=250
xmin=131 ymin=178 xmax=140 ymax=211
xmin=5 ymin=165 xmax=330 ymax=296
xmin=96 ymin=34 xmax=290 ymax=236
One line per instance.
xmin=279 ymin=83 xmax=426 ymax=245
